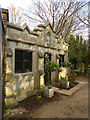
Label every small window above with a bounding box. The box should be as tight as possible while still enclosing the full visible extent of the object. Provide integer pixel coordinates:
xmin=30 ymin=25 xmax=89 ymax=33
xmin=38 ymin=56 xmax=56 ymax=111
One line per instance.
xmin=59 ymin=55 xmax=64 ymax=67
xmin=15 ymin=49 xmax=32 ymax=73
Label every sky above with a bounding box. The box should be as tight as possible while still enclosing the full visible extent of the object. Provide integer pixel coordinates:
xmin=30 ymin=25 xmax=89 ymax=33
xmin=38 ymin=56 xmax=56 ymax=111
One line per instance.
xmin=0 ymin=0 xmax=89 ymax=40
xmin=0 ymin=0 xmax=89 ymax=8
xmin=0 ymin=0 xmax=32 ymax=10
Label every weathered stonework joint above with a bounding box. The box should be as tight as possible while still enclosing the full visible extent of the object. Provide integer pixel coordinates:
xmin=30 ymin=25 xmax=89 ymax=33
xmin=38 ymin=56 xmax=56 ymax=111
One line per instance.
xmin=56 ymin=53 xmax=60 ymax=59
xmin=6 ymin=73 xmax=15 ymax=83
xmin=30 ymin=31 xmax=39 ymax=36
xmin=7 ymin=48 xmax=13 ymax=57
xmin=33 ymin=27 xmax=42 ymax=32
xmin=38 ymin=51 xmax=44 ymax=58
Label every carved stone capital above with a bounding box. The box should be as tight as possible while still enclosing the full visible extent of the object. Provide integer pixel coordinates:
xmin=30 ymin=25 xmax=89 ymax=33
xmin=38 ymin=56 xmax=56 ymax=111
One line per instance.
xmin=7 ymin=48 xmax=13 ymax=57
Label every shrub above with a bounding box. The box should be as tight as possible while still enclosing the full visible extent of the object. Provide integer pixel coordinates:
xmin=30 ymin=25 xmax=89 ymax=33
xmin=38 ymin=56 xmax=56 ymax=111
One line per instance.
xmin=68 ymin=70 xmax=76 ymax=84
xmin=62 ymin=62 xmax=72 ymax=67
xmin=45 ymin=61 xmax=59 ymax=72
xmin=45 ymin=61 xmax=59 ymax=85
xmin=74 ymin=69 xmax=84 ymax=76
xmin=88 ymin=67 xmax=90 ymax=74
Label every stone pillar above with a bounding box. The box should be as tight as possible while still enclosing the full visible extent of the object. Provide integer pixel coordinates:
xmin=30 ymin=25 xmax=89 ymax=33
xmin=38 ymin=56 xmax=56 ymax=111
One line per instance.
xmin=5 ymin=48 xmax=18 ymax=108
xmin=55 ymin=53 xmax=60 ymax=81
xmin=33 ymin=47 xmax=39 ymax=90
xmin=38 ymin=50 xmax=45 ymax=89
xmin=64 ymin=51 xmax=68 ymax=62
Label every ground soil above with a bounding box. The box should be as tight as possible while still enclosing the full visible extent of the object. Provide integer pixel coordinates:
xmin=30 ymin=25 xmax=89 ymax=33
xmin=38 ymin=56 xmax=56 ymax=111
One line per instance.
xmin=5 ymin=75 xmax=88 ymax=119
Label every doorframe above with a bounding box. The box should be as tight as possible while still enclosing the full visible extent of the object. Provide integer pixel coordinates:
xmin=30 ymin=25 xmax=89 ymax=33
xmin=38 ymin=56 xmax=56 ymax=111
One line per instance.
xmin=44 ymin=52 xmax=52 ymax=86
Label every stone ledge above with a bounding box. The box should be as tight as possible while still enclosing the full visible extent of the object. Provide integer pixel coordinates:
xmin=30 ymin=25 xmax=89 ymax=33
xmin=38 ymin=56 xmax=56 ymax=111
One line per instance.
xmin=53 ymin=82 xmax=88 ymax=96
xmin=7 ymin=22 xmax=23 ymax=31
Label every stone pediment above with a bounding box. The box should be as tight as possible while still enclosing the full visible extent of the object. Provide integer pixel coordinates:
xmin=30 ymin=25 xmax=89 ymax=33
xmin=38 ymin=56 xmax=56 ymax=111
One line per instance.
xmin=35 ymin=21 xmax=56 ymax=37
xmin=6 ymin=21 xmax=68 ymax=49
xmin=7 ymin=22 xmax=31 ymax=34
xmin=7 ymin=22 xmax=23 ymax=31
xmin=60 ymin=39 xmax=65 ymax=44
xmin=37 ymin=20 xmax=50 ymax=28
xmin=33 ymin=21 xmax=58 ymax=48
xmin=22 ymin=23 xmax=30 ymax=34
xmin=33 ymin=27 xmax=42 ymax=32
xmin=37 ymin=21 xmax=56 ymax=34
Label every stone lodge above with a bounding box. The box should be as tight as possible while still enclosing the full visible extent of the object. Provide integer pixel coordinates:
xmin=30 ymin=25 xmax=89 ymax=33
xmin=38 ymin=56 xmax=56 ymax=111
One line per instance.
xmin=1 ymin=8 xmax=69 ymax=107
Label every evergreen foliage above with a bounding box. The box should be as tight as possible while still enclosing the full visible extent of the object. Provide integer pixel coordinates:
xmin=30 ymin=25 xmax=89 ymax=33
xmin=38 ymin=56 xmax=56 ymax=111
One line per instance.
xmin=45 ymin=61 xmax=59 ymax=72
xmin=45 ymin=61 xmax=59 ymax=85
xmin=68 ymin=34 xmax=88 ymax=70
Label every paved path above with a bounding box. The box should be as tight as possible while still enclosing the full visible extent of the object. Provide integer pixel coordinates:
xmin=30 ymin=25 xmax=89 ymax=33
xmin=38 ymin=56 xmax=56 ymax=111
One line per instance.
xmin=32 ymin=82 xmax=88 ymax=118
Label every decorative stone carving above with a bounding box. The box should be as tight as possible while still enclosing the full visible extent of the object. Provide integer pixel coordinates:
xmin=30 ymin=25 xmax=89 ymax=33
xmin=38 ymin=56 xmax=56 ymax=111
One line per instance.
xmin=22 ymin=23 xmax=30 ymax=34
xmin=46 ymin=31 xmax=51 ymax=44
xmin=38 ymin=51 xmax=44 ymax=58
xmin=7 ymin=48 xmax=13 ymax=57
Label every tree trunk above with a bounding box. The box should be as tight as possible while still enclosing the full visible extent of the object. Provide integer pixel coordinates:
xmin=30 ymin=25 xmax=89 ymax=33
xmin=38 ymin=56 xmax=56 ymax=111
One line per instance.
xmin=84 ymin=56 xmax=89 ymax=75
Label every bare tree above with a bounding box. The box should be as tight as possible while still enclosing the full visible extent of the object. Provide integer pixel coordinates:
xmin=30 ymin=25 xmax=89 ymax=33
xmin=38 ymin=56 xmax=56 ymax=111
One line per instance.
xmin=25 ymin=0 xmax=88 ymax=42
xmin=8 ymin=4 xmax=26 ymax=26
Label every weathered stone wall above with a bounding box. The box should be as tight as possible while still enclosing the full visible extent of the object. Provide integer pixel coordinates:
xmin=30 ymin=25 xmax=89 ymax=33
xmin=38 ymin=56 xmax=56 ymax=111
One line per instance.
xmin=5 ymin=41 xmax=37 ymax=107
xmin=5 ymin=21 xmax=69 ymax=107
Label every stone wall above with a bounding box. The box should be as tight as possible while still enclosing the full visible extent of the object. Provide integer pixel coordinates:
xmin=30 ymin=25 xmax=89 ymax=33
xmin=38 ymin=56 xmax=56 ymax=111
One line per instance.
xmin=5 ymin=43 xmax=36 ymax=107
xmin=5 ymin=21 xmax=69 ymax=107
xmin=0 ymin=8 xmax=5 ymax=119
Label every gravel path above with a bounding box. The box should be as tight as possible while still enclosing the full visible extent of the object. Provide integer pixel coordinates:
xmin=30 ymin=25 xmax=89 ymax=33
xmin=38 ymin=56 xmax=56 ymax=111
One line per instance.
xmin=32 ymin=83 xmax=88 ymax=118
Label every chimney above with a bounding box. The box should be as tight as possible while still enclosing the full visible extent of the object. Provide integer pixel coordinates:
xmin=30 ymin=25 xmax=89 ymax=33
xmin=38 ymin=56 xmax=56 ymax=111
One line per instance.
xmin=1 ymin=8 xmax=9 ymax=30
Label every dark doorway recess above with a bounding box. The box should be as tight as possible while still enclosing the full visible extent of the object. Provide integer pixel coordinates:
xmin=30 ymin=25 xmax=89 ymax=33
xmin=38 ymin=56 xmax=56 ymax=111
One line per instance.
xmin=44 ymin=53 xmax=51 ymax=85
xmin=59 ymin=55 xmax=64 ymax=67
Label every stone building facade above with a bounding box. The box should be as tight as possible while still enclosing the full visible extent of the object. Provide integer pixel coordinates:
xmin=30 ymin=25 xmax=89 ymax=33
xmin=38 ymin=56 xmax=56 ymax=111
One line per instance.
xmin=0 ymin=7 xmax=5 ymax=119
xmin=1 ymin=9 xmax=69 ymax=107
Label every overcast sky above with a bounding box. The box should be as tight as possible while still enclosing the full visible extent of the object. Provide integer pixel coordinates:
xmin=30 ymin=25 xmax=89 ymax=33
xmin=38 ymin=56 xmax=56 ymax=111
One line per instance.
xmin=0 ymin=0 xmax=89 ymax=40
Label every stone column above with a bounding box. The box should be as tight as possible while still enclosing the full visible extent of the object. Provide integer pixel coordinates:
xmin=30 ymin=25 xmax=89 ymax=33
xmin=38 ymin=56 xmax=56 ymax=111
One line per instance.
xmin=5 ymin=48 xmax=18 ymax=108
xmin=55 ymin=53 xmax=60 ymax=82
xmin=64 ymin=51 xmax=68 ymax=62
xmin=38 ymin=50 xmax=45 ymax=89
xmin=33 ymin=46 xmax=39 ymax=90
